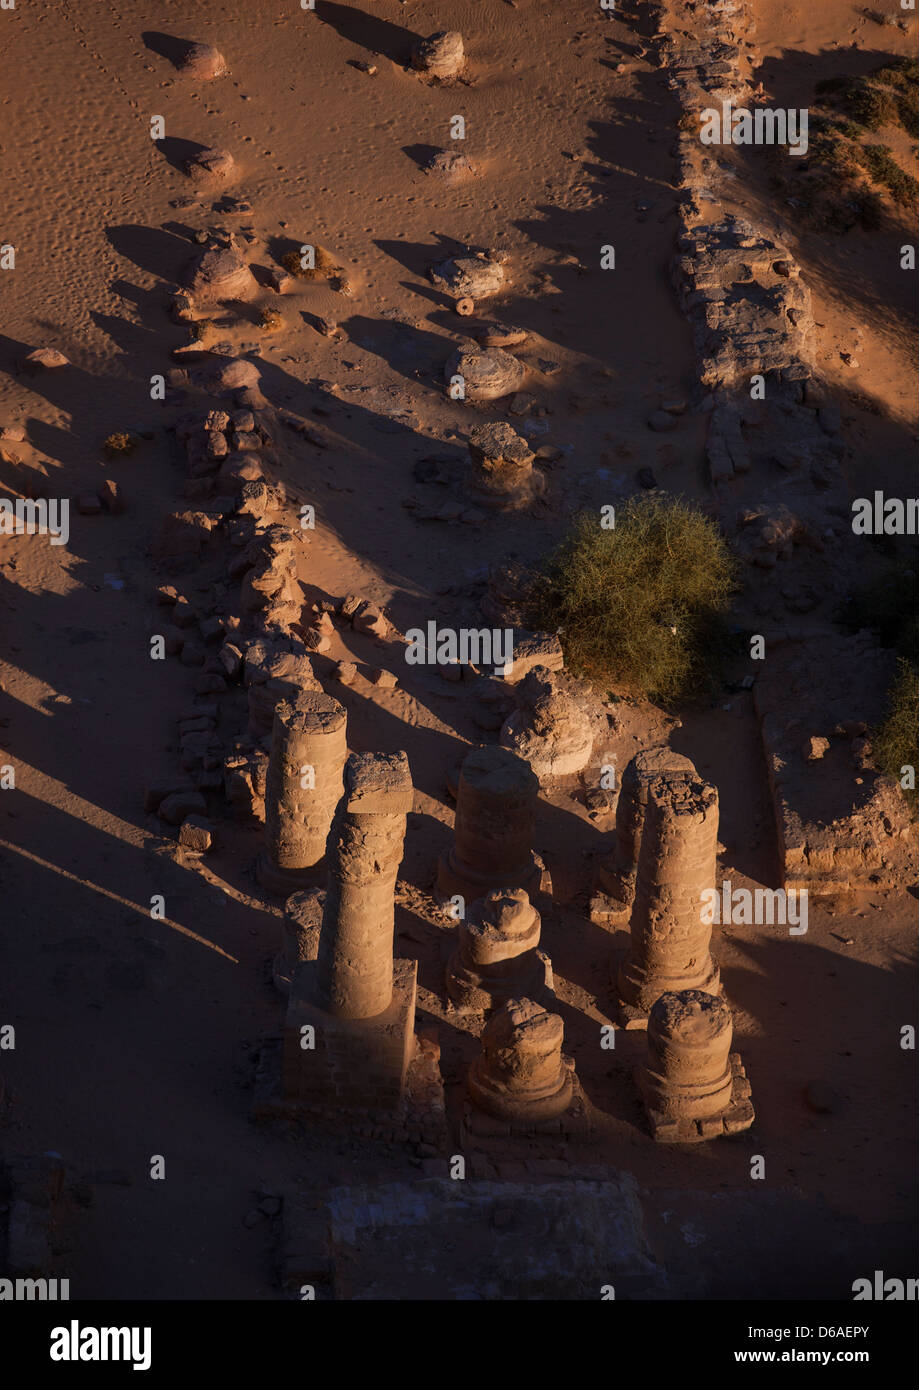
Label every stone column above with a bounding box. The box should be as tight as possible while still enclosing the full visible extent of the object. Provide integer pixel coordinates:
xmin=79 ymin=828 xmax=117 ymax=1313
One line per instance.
xmin=437 ymin=745 xmax=541 ymax=905
xmin=616 ymin=771 xmax=720 ymax=1024
xmin=639 ymin=989 xmax=754 ymax=1141
xmin=315 ymin=751 xmax=413 ymax=1019
xmin=596 ymin=747 xmax=697 ymax=906
xmin=467 ymin=998 xmax=573 ymax=1123
xmin=258 ymin=691 xmax=347 ymax=896
xmin=446 ymin=888 xmax=547 ymax=1011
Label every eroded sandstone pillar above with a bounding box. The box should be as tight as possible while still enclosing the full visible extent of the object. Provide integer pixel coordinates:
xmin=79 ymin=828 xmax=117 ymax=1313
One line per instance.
xmin=616 ymin=771 xmax=720 ymax=1024
xmin=596 ymin=747 xmax=697 ymax=906
xmin=446 ymin=888 xmax=547 ymax=1011
xmin=467 ymin=998 xmax=573 ymax=1123
xmin=315 ymin=750 xmax=413 ymax=1019
xmin=639 ymin=989 xmax=754 ymax=1142
xmin=258 ymin=692 xmax=347 ymax=896
xmin=437 ymin=745 xmax=541 ymax=905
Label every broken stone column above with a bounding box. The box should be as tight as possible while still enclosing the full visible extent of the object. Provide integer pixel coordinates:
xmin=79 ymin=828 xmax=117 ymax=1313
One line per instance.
xmin=315 ymin=751 xmax=412 ymax=1019
xmin=500 ymin=666 xmax=595 ymax=778
xmin=273 ymin=886 xmax=324 ymax=994
xmin=436 ymin=745 xmax=541 ymax=907
xmin=466 ymin=998 xmax=573 ymax=1124
xmin=616 ymin=771 xmax=721 ymax=1026
xmin=596 ymin=747 xmax=698 ymax=909
xmin=282 ymin=752 xmax=418 ymax=1113
xmin=258 ymin=692 xmax=347 ymax=896
xmin=638 ymin=989 xmax=754 ymax=1142
xmin=446 ymin=888 xmax=549 ymax=1011
xmin=465 ymin=421 xmax=545 ymax=510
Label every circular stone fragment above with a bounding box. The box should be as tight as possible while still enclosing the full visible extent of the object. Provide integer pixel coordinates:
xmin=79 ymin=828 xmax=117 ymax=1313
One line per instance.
xmin=446 ymin=346 xmax=527 ymax=402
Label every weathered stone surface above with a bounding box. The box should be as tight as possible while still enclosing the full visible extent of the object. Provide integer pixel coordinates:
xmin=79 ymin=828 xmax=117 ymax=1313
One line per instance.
xmin=437 ymin=744 xmax=541 ymax=904
xmin=185 ymin=147 xmax=236 ymax=186
xmin=500 ymin=666 xmax=596 ymax=779
xmin=446 ymin=345 xmax=527 ymax=402
xmin=432 ymin=253 xmax=505 ymax=301
xmin=616 ymin=770 xmax=721 ymax=1023
xmin=178 ymin=42 xmax=228 ymax=81
xmin=185 ymin=246 xmax=258 ymax=304
xmin=411 ymin=31 xmax=465 ymax=79
xmin=753 ymin=631 xmax=909 ymax=893
xmin=259 ymin=692 xmax=348 ymax=895
xmin=22 ymin=347 xmax=69 ymax=371
xmin=467 ymin=998 xmax=574 ymax=1123
xmin=447 ymin=888 xmax=547 ymax=1011
xmin=465 ymin=420 xmax=544 ymax=509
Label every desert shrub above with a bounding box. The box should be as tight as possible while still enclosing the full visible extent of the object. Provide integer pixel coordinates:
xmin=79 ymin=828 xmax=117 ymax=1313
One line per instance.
xmin=280 ymin=245 xmax=338 ymax=280
xmin=536 ymin=494 xmax=737 ymax=702
xmin=874 ymin=659 xmax=919 ymax=816
xmin=851 ymin=143 xmax=919 ymax=204
xmin=875 ymin=58 xmax=919 ymax=135
xmin=103 ymin=431 xmax=135 ymax=456
xmin=838 ymin=77 xmax=897 ymax=130
xmin=259 ymin=308 xmax=283 ymax=332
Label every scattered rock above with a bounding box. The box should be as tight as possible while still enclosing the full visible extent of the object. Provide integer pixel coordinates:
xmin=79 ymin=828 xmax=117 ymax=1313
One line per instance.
xmin=214 ymin=357 xmax=261 ymax=391
xmin=179 ymin=815 xmax=215 ymax=852
xmin=475 ymin=324 xmax=528 ymax=349
xmin=334 ymin=661 xmax=358 ymax=686
xmin=353 ymin=600 xmax=390 ymax=639
xmin=446 ymin=345 xmax=527 ymax=402
xmin=432 ymin=252 xmax=505 ymax=302
xmin=411 ymin=31 xmax=465 ymax=80
xmin=185 ymin=246 xmax=259 ymax=305
xmin=178 ymin=42 xmax=228 ymax=81
xmin=802 ymin=736 xmax=830 ymax=762
xmin=23 ymin=347 xmax=69 ymax=371
xmin=425 ymin=150 xmax=476 ymax=184
xmin=185 ymin=147 xmax=237 ymax=187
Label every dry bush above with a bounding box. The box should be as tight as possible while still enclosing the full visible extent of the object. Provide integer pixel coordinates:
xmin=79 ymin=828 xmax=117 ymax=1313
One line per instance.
xmin=536 ymin=494 xmax=737 ymax=702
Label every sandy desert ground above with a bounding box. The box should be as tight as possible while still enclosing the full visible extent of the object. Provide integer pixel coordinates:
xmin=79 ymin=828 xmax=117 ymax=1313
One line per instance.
xmin=0 ymin=0 xmax=917 ymax=1301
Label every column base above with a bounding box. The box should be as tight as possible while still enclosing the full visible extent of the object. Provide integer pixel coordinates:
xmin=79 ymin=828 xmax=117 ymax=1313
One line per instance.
xmin=281 ymin=958 xmax=417 ymax=1113
xmin=638 ymin=1052 xmax=754 ymax=1143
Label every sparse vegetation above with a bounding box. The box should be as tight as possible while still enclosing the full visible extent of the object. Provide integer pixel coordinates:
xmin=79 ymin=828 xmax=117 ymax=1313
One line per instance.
xmin=189 ymin=319 xmax=213 ymax=342
xmin=103 ymin=431 xmax=136 ymax=456
xmin=851 ymin=143 xmax=919 ymax=204
xmin=280 ymin=245 xmax=339 ymax=280
xmin=535 ymin=494 xmax=737 ymax=703
xmin=790 ymin=62 xmax=919 ymax=228
xmin=259 ymin=308 xmax=283 ymax=332
xmin=874 ymin=659 xmax=919 ymax=816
